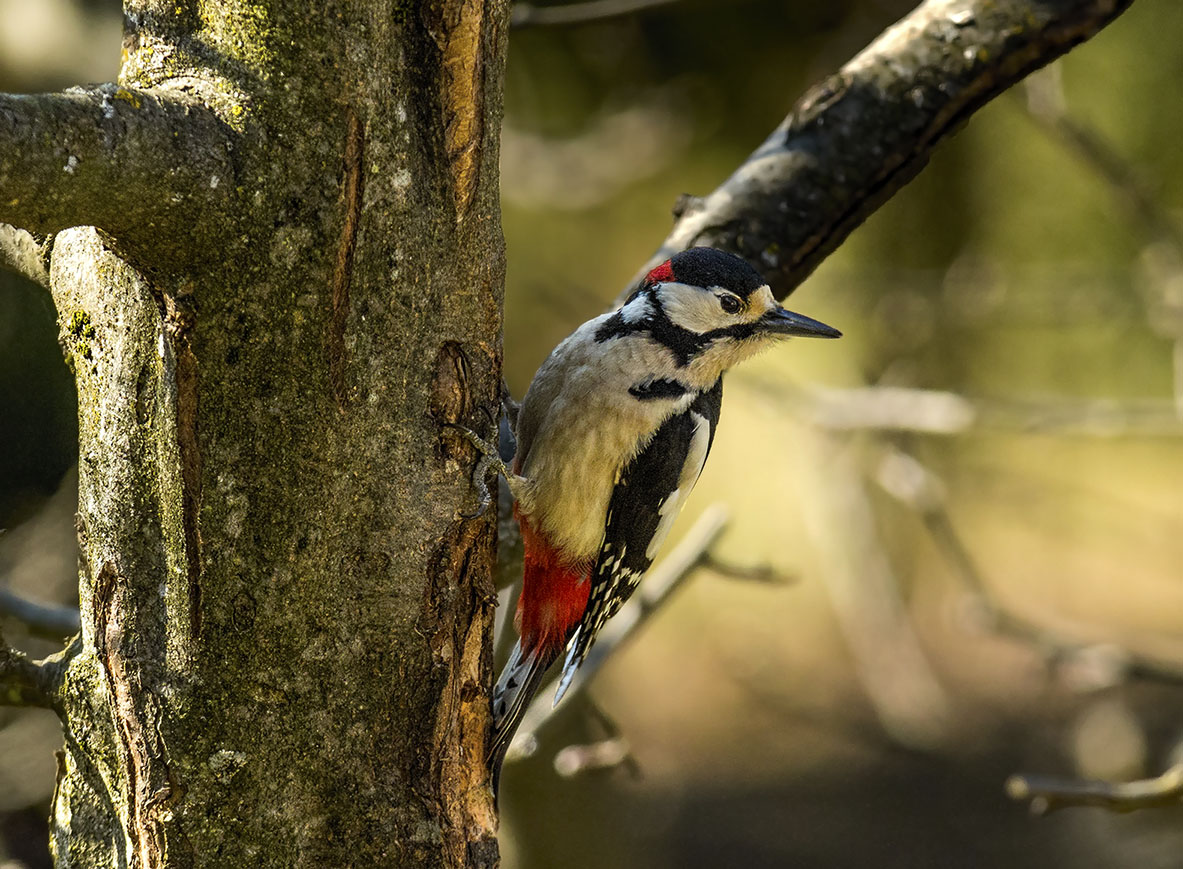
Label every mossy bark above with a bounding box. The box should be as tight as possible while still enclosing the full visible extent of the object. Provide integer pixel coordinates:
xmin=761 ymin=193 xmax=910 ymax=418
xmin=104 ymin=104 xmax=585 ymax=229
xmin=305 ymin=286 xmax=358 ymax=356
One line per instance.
xmin=40 ymin=1 xmax=508 ymax=865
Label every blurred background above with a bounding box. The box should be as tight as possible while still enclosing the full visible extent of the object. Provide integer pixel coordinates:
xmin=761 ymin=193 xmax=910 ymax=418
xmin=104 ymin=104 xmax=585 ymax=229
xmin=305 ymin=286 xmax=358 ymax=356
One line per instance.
xmin=2 ymin=0 xmax=1183 ymax=866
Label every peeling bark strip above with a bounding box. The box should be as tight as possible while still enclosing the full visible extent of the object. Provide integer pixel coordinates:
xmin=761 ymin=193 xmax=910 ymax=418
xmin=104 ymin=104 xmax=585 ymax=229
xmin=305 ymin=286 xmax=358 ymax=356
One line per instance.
xmin=329 ymin=107 xmax=366 ymax=408
xmin=427 ymin=520 xmax=499 ymax=869
xmin=424 ymin=0 xmax=486 ymax=219
xmin=94 ymin=563 xmax=185 ymax=869
xmin=630 ymin=0 xmax=1138 ymax=299
xmin=164 ymin=292 xmax=203 ymax=639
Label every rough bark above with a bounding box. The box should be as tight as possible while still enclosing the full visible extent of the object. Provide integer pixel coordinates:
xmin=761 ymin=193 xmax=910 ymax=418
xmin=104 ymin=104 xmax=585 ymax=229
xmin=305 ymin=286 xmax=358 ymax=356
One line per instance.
xmin=628 ymin=0 xmax=1137 ymax=299
xmin=3 ymin=0 xmax=508 ymax=866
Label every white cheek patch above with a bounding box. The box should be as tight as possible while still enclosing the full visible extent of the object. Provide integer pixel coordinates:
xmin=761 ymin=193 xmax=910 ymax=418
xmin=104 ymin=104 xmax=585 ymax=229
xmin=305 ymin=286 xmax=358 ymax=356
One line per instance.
xmin=656 ymin=282 xmax=724 ymax=334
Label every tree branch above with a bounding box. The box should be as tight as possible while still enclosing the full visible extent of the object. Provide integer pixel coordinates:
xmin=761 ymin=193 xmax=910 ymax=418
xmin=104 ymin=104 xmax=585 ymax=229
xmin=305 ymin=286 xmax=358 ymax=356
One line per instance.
xmin=510 ymin=0 xmax=678 ymax=29
xmin=799 ymin=432 xmax=951 ymax=748
xmin=0 ymin=224 xmax=51 ymax=288
xmin=0 ymin=625 xmax=58 ymax=709
xmin=626 ymin=0 xmax=1137 ymax=299
xmin=1006 ymin=764 xmax=1183 ymax=814
xmin=0 ymin=85 xmax=237 ymax=267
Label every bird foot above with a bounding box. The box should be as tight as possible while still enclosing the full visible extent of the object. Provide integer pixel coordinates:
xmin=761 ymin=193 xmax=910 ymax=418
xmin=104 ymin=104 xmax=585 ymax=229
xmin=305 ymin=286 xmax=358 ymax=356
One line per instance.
xmin=444 ymin=423 xmax=513 ymax=519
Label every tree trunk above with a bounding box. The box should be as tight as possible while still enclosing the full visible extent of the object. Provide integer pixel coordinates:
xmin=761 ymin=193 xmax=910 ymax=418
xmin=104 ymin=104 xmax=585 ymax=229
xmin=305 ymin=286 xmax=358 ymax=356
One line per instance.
xmin=29 ymin=1 xmax=507 ymax=865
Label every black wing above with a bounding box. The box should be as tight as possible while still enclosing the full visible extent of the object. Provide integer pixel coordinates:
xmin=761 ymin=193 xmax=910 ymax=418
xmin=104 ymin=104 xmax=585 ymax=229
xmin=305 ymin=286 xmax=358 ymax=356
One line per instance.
xmin=554 ymin=377 xmax=723 ymax=702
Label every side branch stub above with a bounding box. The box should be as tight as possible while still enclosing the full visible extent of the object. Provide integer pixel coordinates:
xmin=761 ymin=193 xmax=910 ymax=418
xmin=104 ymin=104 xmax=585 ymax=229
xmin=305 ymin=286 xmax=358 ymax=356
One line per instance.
xmin=0 ymin=85 xmax=238 ymax=270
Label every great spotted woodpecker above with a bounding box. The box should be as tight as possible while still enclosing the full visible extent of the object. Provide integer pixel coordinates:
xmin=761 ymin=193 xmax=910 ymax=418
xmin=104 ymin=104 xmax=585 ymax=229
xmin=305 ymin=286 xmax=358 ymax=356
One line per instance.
xmin=454 ymin=247 xmax=840 ymax=784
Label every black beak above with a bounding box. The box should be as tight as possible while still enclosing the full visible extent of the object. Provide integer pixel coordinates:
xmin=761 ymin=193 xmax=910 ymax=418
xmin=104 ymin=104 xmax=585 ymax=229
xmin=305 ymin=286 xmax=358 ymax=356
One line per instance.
xmin=759 ymin=306 xmax=842 ymax=338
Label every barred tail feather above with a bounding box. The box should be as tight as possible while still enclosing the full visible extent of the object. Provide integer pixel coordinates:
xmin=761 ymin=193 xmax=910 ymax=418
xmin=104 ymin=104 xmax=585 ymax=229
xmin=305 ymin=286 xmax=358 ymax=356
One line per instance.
xmin=489 ymin=639 xmax=558 ymax=793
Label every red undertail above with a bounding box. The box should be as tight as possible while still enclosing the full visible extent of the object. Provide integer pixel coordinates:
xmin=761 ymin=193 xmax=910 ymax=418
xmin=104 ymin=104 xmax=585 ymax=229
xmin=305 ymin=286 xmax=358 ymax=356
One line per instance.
xmin=489 ymin=509 xmax=591 ymax=794
xmin=514 ymin=507 xmax=591 ymax=658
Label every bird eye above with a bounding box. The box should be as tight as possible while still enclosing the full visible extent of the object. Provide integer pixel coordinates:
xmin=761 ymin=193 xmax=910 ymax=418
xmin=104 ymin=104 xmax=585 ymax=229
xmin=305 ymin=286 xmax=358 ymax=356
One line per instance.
xmin=719 ymin=294 xmax=742 ymax=314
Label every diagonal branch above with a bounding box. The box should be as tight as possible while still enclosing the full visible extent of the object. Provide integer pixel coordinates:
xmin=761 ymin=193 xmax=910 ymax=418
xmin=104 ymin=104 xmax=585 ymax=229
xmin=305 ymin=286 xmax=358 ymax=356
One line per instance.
xmin=626 ymin=0 xmax=1137 ymax=300
xmin=0 ymin=85 xmax=238 ymax=268
xmin=870 ymin=444 xmax=1183 ymax=688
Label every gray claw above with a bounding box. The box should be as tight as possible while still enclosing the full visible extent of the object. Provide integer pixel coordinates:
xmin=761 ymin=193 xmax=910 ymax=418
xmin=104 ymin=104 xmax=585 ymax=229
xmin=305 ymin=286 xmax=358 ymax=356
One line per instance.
xmin=445 ymin=422 xmax=506 ymax=518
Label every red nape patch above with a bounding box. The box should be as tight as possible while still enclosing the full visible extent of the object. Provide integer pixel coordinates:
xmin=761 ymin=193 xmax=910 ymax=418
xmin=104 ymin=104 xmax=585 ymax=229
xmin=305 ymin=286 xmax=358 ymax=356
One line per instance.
xmin=514 ymin=508 xmax=591 ymax=657
xmin=646 ymin=260 xmax=675 ymax=285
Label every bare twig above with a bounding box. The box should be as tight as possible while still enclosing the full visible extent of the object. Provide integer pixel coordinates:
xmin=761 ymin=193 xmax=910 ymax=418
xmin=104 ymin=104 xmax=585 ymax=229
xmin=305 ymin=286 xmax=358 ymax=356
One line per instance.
xmin=552 ymin=699 xmax=641 ymax=777
xmin=505 ymin=504 xmax=730 ymax=762
xmin=0 ymin=587 xmax=82 ymax=639
xmin=511 ymin=0 xmax=678 ymax=29
xmin=699 ymin=553 xmax=793 ymax=585
xmin=1006 ymin=764 xmax=1183 ymax=815
xmin=0 ymin=224 xmax=51 ymax=288
xmin=624 ymin=0 xmax=1136 ymax=302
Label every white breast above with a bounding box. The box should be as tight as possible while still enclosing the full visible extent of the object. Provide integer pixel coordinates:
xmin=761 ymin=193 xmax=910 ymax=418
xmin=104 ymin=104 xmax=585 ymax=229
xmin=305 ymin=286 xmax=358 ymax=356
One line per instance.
xmin=516 ymin=317 xmax=694 ymax=561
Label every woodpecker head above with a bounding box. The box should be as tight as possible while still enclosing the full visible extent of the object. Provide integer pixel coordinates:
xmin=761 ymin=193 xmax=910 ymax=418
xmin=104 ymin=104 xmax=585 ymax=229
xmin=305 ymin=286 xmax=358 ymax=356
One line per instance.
xmin=615 ymin=247 xmax=840 ymax=375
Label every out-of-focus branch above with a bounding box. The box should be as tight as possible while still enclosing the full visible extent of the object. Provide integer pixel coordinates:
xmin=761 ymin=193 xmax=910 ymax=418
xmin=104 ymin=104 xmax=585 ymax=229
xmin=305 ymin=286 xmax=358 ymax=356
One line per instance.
xmin=1025 ymin=65 xmax=1183 ymax=257
xmin=1024 ymin=64 xmax=1183 ymax=409
xmin=553 ymin=736 xmax=632 ymax=777
xmin=552 ymin=701 xmax=641 ymax=778
xmin=510 ymin=0 xmax=678 ymax=29
xmin=699 ymin=552 xmax=793 ymax=585
xmin=0 ymin=85 xmax=237 ymax=267
xmin=505 ymin=504 xmax=730 ymax=763
xmin=873 ymin=445 xmax=1183 ymax=688
xmin=744 ymin=376 xmax=1183 ymax=438
xmin=0 ymin=587 xmax=82 ymax=639
xmin=799 ymin=432 xmax=951 ymax=749
xmin=0 ymin=225 xmax=50 ymax=288
xmin=1006 ymin=764 xmax=1183 ymax=814
xmin=625 ymin=0 xmax=1137 ymax=300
